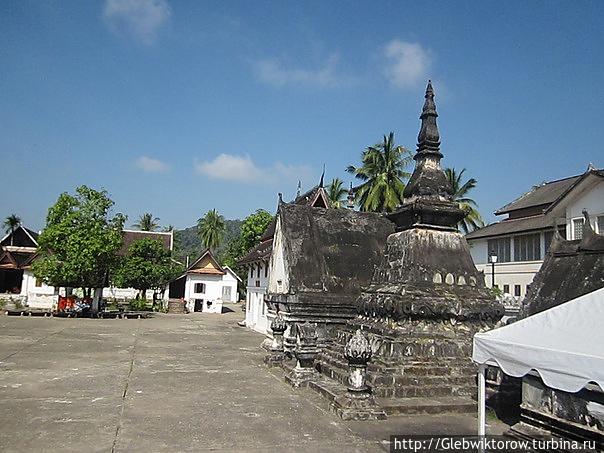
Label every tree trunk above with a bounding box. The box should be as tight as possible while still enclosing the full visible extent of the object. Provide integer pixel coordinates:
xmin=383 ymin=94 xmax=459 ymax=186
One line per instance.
xmin=91 ymin=287 xmax=102 ymax=314
xmin=141 ymin=288 xmax=147 ymax=300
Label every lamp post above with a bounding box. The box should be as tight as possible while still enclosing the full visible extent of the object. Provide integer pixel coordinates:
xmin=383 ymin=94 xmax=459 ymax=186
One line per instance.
xmin=488 ymin=250 xmax=498 ymax=288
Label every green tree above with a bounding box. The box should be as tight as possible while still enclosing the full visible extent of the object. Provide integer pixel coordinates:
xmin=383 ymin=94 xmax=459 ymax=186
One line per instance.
xmin=113 ymin=238 xmax=182 ymax=301
xmin=162 ymin=224 xmax=174 ymax=232
xmin=444 ymin=167 xmax=485 ymax=233
xmin=346 ymin=132 xmax=413 ymax=212
xmin=197 ymin=209 xmax=225 ymax=251
xmin=220 ymin=209 xmax=273 ymax=270
xmin=32 ymin=186 xmax=126 ymax=312
xmin=133 ymin=213 xmax=160 ymax=231
xmin=3 ymin=214 xmax=21 ymax=245
xmin=327 ymin=178 xmax=348 ymax=209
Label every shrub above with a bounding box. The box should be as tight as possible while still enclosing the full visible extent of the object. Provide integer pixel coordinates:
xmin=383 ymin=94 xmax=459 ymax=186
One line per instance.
xmin=128 ymin=298 xmax=148 ymax=311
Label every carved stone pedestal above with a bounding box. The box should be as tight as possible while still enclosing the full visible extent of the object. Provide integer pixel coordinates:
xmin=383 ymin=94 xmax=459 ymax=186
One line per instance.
xmin=285 ymin=323 xmax=319 ymax=388
xmin=330 ymin=330 xmax=386 ymax=420
xmin=264 ymin=313 xmax=288 ymax=367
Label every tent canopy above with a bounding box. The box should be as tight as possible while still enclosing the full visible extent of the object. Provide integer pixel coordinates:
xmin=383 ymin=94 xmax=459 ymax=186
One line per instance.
xmin=472 ymin=287 xmax=604 ymax=393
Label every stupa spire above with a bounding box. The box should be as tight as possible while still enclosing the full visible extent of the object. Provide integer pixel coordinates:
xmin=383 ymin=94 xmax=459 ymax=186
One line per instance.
xmin=416 ymin=80 xmax=442 ymax=158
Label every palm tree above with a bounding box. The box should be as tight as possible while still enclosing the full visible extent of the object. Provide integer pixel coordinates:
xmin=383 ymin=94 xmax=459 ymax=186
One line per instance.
xmin=162 ymin=225 xmax=174 ymax=232
xmin=133 ymin=213 xmax=160 ymax=231
xmin=346 ymin=132 xmax=413 ymax=213
xmin=197 ymin=209 xmax=225 ymax=251
xmin=3 ymin=214 xmax=21 ymax=245
xmin=327 ymin=178 xmax=348 ymax=208
xmin=444 ymin=167 xmax=484 ymax=233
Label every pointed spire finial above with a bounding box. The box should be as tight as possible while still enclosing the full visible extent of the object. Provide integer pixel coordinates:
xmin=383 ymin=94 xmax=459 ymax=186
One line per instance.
xmin=347 ymin=182 xmax=355 ymax=209
xmin=417 ymin=80 xmax=441 ymax=155
xmin=319 ymin=164 xmax=325 ymax=188
xmin=296 ymin=180 xmax=301 ymax=198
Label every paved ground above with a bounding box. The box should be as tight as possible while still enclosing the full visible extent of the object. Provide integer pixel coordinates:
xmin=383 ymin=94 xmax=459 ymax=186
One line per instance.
xmin=0 ymin=306 xmax=506 ymax=452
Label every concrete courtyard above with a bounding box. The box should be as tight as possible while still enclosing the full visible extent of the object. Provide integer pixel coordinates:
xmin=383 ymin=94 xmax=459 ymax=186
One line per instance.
xmin=0 ymin=307 xmax=503 ymax=452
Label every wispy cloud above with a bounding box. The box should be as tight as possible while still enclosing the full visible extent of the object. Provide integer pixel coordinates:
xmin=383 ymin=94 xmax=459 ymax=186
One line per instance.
xmin=103 ymin=0 xmax=171 ymax=45
xmin=195 ymin=154 xmax=312 ymax=185
xmin=382 ymin=40 xmax=431 ymax=89
xmin=135 ymin=156 xmax=169 ymax=172
xmin=253 ymin=54 xmax=354 ymax=89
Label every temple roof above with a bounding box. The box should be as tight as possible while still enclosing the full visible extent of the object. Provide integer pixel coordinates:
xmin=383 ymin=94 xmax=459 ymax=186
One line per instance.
xmin=495 ymin=175 xmax=582 ymax=215
xmin=0 ymin=226 xmax=39 ymax=248
xmin=274 ymin=203 xmax=394 ymax=295
xmin=465 ymin=214 xmax=552 ymax=239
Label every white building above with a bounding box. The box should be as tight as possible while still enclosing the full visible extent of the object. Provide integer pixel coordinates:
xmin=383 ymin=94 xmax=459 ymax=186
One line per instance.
xmin=466 ymin=166 xmax=604 ymax=299
xmin=238 ymin=183 xmax=332 ymax=334
xmin=169 ymin=249 xmax=240 ymax=314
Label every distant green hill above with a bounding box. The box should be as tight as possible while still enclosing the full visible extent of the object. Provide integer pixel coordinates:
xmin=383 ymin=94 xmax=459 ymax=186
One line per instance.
xmin=173 ymin=219 xmax=242 ymax=265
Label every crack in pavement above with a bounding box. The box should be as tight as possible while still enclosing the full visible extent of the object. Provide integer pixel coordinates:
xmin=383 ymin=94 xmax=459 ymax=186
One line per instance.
xmin=111 ymin=320 xmax=141 ymax=453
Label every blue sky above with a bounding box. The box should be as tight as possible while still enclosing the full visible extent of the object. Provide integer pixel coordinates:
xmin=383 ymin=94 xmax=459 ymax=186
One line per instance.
xmin=2 ymin=0 xmax=603 ymax=231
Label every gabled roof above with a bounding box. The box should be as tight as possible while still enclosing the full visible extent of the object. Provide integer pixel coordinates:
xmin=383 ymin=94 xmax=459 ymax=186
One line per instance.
xmin=294 ymin=185 xmax=330 ymax=209
xmin=223 ymin=265 xmax=242 ymax=282
xmin=186 ymin=249 xmax=226 ymax=276
xmin=544 ymin=169 xmax=604 ymax=215
xmin=0 ymin=250 xmax=18 ymax=269
xmin=495 ymin=175 xmax=581 ymax=215
xmin=274 ymin=203 xmax=394 ymax=295
xmin=0 ymin=225 xmax=39 ymax=248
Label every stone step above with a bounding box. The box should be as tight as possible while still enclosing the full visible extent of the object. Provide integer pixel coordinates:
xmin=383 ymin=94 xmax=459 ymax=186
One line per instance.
xmin=376 ymin=384 xmax=475 ymax=399
xmin=377 ymin=396 xmax=476 ymax=416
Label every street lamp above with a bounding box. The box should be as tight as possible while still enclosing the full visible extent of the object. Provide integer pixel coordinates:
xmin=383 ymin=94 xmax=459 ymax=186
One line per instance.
xmin=488 ymin=250 xmax=498 ymax=288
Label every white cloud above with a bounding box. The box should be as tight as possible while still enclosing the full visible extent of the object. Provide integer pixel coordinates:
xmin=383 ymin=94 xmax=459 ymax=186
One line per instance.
xmin=135 ymin=156 xmax=169 ymax=172
xmin=382 ymin=40 xmax=431 ymax=89
xmin=103 ymin=0 xmax=171 ymax=45
xmin=195 ymin=154 xmax=311 ymax=185
xmin=253 ymin=54 xmax=352 ymax=88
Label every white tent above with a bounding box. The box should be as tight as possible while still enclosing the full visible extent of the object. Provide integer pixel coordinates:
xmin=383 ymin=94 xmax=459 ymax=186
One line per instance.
xmin=472 ymin=287 xmax=604 ymax=435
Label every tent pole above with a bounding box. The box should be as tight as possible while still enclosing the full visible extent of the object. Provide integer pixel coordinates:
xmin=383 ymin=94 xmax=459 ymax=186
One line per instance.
xmin=478 ymin=364 xmax=486 ymax=437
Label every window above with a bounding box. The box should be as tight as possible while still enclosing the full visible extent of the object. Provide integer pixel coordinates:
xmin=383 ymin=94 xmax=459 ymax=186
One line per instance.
xmin=503 ymin=284 xmax=509 ymax=294
xmin=514 ymin=285 xmax=521 ymax=297
xmin=249 ymin=267 xmax=253 ymax=278
xmin=513 ymin=233 xmax=541 ymax=261
xmin=257 ymin=265 xmax=261 ymax=278
xmin=255 ymin=280 xmax=260 ymax=287
xmin=265 ymin=263 xmax=269 ymax=278
xmin=487 ymin=237 xmax=511 ymax=263
xmin=194 ymin=283 xmax=206 ymax=294
xmin=598 ymin=216 xmax=604 ymax=235
xmin=573 ymin=218 xmax=584 ymax=240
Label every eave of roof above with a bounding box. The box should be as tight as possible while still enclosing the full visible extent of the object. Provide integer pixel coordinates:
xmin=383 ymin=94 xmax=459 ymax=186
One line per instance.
xmin=465 ymin=214 xmax=554 ymax=240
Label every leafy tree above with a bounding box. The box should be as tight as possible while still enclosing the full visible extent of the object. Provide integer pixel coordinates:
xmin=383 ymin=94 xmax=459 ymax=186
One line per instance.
xmin=32 ymin=186 xmax=126 ymax=311
xmin=162 ymin=224 xmax=174 ymax=232
xmin=3 ymin=214 xmax=21 ymax=245
xmin=220 ymin=209 xmax=273 ymax=271
xmin=444 ymin=167 xmax=485 ymax=233
xmin=134 ymin=213 xmax=160 ymax=231
xmin=113 ymin=238 xmax=182 ymax=301
xmin=197 ymin=209 xmax=225 ymax=251
xmin=327 ymin=178 xmax=348 ymax=209
xmin=346 ymin=132 xmax=413 ymax=212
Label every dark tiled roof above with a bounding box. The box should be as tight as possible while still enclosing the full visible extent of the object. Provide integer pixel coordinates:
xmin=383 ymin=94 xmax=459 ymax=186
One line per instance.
xmin=120 ymin=230 xmax=172 ymax=255
xmin=495 ymin=175 xmax=580 ymax=215
xmin=275 ymin=203 xmax=394 ymax=294
xmin=238 ymin=238 xmax=273 ymax=265
xmin=465 ymin=215 xmax=552 ymax=240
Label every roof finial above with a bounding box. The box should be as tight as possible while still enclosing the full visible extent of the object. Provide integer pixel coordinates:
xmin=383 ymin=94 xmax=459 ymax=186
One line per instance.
xmin=319 ymin=164 xmax=325 ymax=188
xmin=347 ymin=182 xmax=355 ymax=210
xmin=296 ymin=180 xmax=301 ymax=198
xmin=587 ymin=162 xmax=596 ymax=172
xmin=278 ymin=192 xmax=283 ymax=204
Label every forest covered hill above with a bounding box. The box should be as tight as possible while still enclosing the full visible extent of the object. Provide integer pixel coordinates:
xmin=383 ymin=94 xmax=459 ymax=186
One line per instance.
xmin=172 ymin=219 xmax=242 ymax=265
